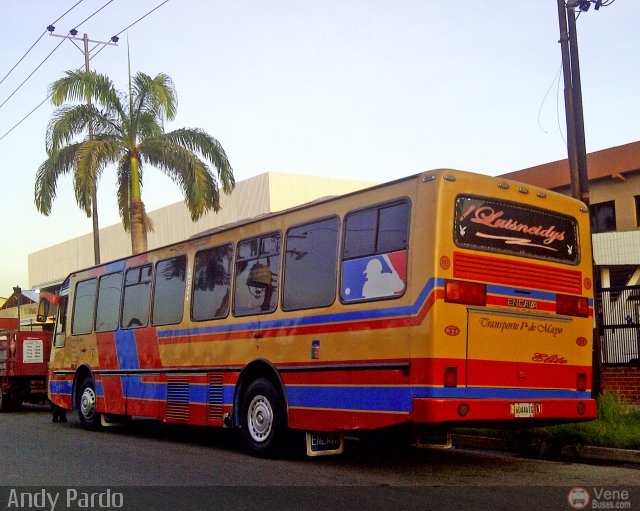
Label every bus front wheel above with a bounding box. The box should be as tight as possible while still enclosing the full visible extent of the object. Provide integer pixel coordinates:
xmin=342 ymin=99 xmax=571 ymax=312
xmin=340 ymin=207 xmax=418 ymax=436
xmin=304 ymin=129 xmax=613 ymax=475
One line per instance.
xmin=77 ymin=377 xmax=101 ymax=430
xmin=240 ymin=378 xmax=286 ymax=458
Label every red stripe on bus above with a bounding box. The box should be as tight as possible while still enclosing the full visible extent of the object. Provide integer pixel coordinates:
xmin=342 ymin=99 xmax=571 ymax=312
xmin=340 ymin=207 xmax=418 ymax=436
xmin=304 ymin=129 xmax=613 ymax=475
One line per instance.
xmin=288 ymin=407 xmax=408 ymax=431
xmin=453 ymin=252 xmax=583 ymax=295
xmin=466 ymin=359 xmax=592 ymax=389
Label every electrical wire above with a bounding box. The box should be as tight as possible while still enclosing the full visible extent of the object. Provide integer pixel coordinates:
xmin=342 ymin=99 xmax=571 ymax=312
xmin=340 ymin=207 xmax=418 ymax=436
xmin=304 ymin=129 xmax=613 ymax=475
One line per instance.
xmin=0 ymin=0 xmax=172 ymax=143
xmin=0 ymin=0 xmax=85 ymax=87
xmin=537 ymin=62 xmax=563 ymax=135
xmin=111 ymin=0 xmax=170 ymax=39
xmin=0 ymin=0 xmax=116 ymax=113
xmin=0 ymin=38 xmax=66 ymax=112
xmin=71 ymin=0 xmax=116 ymax=32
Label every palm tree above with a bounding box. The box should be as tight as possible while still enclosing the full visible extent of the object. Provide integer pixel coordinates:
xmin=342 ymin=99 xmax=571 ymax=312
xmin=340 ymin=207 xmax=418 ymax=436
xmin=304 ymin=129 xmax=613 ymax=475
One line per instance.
xmin=35 ymin=69 xmax=234 ymax=254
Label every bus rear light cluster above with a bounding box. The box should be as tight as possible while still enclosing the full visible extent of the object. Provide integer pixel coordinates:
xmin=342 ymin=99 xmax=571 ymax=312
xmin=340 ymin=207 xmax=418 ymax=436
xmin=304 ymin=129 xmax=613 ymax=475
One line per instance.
xmin=577 ymin=401 xmax=586 ymax=415
xmin=556 ymin=294 xmax=589 ymax=317
xmin=576 ymin=372 xmax=587 ymax=392
xmin=444 ymin=280 xmax=486 ymax=306
xmin=444 ymin=366 xmax=458 ymax=387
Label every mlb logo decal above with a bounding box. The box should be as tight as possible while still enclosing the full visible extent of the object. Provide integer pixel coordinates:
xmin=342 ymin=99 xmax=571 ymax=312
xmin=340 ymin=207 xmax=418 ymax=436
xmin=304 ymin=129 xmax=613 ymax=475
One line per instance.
xmin=341 ymin=250 xmax=406 ymax=302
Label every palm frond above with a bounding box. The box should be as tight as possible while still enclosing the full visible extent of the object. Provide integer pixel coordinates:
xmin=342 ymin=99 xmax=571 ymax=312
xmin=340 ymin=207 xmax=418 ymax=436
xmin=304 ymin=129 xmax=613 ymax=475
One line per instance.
xmin=50 ymin=70 xmax=125 ymax=119
xmin=132 ymin=72 xmax=177 ymax=123
xmin=163 ymin=128 xmax=234 ymax=193
xmin=140 ymin=139 xmax=218 ymax=219
xmin=34 ymin=144 xmax=81 ymax=215
xmin=73 ymin=140 xmax=124 ymax=212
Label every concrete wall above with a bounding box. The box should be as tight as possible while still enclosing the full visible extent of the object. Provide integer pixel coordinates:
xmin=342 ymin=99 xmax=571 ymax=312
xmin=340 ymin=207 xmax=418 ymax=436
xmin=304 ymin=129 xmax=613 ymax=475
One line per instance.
xmin=28 ymin=172 xmax=376 ymax=289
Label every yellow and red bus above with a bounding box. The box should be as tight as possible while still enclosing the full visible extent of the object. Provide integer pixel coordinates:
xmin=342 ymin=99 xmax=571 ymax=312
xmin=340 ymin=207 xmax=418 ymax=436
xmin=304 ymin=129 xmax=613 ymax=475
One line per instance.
xmin=42 ymin=169 xmax=596 ymax=457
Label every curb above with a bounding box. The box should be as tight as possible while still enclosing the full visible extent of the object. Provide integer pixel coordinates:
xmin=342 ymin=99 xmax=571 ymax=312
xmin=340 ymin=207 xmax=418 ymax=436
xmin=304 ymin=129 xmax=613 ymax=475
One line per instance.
xmin=451 ymin=434 xmax=640 ymax=465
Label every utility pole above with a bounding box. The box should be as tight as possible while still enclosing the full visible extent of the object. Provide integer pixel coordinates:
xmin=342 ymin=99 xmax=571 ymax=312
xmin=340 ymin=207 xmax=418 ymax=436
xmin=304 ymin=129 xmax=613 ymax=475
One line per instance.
xmin=48 ymin=28 xmax=119 ymax=265
xmin=557 ymin=0 xmax=590 ymax=205
xmin=557 ymin=0 xmax=611 ymax=396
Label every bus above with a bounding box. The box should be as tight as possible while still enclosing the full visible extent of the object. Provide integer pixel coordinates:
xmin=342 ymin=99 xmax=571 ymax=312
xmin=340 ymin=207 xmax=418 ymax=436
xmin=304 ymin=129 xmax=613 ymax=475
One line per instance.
xmin=40 ymin=169 xmax=597 ymax=457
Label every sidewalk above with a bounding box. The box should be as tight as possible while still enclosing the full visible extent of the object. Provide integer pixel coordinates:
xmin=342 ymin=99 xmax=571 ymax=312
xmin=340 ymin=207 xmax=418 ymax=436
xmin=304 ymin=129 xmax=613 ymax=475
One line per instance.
xmin=451 ymin=434 xmax=640 ymax=465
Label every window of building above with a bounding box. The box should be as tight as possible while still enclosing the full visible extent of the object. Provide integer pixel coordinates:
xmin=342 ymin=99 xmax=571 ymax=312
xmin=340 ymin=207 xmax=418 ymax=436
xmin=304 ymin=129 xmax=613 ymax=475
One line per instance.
xmin=152 ymin=256 xmax=187 ymax=326
xmin=590 ymin=200 xmax=616 ymax=233
xmin=192 ymin=244 xmax=233 ymax=321
xmin=341 ymin=200 xmax=410 ymax=302
xmin=283 ymin=217 xmax=340 ymax=311
xmin=635 ymin=195 xmax=640 ymax=227
xmin=234 ymin=233 xmax=281 ymax=316
xmin=95 ymin=272 xmax=123 ymax=332
xmin=72 ymin=278 xmax=97 ymax=335
xmin=122 ymin=265 xmax=152 ymax=329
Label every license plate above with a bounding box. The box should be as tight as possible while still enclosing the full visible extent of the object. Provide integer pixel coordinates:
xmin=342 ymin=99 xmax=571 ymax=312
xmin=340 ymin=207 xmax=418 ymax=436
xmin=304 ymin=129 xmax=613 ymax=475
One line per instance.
xmin=305 ymin=431 xmax=344 ymax=457
xmin=510 ymin=402 xmax=535 ymax=418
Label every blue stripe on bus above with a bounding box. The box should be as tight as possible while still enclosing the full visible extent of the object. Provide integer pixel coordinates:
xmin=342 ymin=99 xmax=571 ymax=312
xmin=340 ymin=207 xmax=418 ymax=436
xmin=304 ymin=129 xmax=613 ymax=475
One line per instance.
xmin=114 ymin=329 xmax=140 ymax=370
xmin=286 ymin=386 xmax=591 ymax=412
xmin=49 ymin=380 xmax=72 ymax=395
xmin=105 ymin=260 xmax=126 ymax=273
xmin=157 ymin=278 xmax=444 ymax=339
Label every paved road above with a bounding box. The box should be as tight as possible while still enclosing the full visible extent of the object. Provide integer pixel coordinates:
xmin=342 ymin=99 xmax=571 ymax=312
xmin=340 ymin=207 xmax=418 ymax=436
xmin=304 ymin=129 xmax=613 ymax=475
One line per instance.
xmin=0 ymin=405 xmax=638 ymax=510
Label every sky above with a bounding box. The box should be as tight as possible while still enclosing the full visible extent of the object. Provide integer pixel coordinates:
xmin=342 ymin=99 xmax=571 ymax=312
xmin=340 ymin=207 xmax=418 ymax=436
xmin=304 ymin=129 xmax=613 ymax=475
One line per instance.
xmin=0 ymin=0 xmax=638 ymax=295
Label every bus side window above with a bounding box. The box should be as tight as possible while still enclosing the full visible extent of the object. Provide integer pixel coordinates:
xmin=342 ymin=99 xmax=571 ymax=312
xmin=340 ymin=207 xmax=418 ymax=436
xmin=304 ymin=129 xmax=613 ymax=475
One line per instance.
xmin=283 ymin=217 xmax=340 ymax=311
xmin=71 ymin=278 xmax=97 ymax=335
xmin=95 ymin=272 xmax=123 ymax=332
xmin=341 ymin=200 xmax=410 ymax=302
xmin=122 ymin=265 xmax=153 ymax=329
xmin=234 ymin=233 xmax=281 ymax=316
xmin=192 ymin=244 xmax=233 ymax=321
xmin=152 ymin=255 xmax=187 ymax=326
xmin=54 ymin=296 xmax=68 ymax=348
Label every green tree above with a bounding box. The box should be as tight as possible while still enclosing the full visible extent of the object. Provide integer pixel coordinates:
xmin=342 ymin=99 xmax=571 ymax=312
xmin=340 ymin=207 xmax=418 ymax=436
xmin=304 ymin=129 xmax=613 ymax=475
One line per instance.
xmin=35 ymin=69 xmax=234 ymax=255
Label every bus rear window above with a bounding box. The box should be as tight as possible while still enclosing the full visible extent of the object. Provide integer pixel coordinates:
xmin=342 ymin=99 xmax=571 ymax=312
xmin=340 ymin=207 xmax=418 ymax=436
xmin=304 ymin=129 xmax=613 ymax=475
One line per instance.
xmin=454 ymin=195 xmax=580 ymax=265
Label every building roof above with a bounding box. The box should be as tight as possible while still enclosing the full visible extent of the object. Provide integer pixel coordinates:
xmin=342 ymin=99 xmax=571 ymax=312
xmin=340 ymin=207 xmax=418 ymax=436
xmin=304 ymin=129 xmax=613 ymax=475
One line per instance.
xmin=500 ymin=140 xmax=640 ymax=189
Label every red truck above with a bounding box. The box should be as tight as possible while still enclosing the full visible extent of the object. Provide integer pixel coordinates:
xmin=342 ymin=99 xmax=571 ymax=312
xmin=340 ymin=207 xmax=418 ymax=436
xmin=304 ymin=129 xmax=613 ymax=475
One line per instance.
xmin=0 ymin=329 xmax=52 ymax=411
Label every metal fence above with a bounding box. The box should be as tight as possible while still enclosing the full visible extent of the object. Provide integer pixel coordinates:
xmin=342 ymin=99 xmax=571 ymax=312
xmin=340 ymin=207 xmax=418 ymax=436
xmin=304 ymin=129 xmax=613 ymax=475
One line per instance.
xmin=598 ymin=285 xmax=640 ymax=365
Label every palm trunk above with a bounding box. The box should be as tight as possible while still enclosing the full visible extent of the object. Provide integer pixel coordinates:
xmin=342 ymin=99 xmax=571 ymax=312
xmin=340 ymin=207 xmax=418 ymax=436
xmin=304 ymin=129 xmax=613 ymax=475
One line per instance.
xmin=130 ymin=198 xmax=148 ymax=254
xmin=129 ymin=154 xmax=147 ymax=254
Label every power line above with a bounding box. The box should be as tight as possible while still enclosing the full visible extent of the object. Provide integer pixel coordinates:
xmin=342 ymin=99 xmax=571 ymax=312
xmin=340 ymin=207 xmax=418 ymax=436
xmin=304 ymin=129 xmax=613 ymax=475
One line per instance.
xmin=0 ymin=38 xmax=66 ymax=112
xmin=0 ymin=0 xmax=85 ymax=87
xmin=0 ymin=0 xmax=172 ymax=143
xmin=112 ymin=0 xmax=170 ymax=39
xmin=0 ymin=0 xmax=117 ymax=113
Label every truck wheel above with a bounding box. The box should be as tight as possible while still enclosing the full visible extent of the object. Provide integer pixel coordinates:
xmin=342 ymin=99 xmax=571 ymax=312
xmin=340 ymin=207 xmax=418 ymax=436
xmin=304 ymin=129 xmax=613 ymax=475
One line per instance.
xmin=240 ymin=378 xmax=286 ymax=458
xmin=0 ymin=391 xmax=10 ymax=412
xmin=77 ymin=377 xmax=101 ymax=430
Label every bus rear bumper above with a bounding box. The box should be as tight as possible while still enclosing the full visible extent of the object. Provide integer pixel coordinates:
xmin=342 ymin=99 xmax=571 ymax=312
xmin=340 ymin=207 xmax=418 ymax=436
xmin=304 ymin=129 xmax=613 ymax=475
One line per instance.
xmin=411 ymin=397 xmax=597 ymax=424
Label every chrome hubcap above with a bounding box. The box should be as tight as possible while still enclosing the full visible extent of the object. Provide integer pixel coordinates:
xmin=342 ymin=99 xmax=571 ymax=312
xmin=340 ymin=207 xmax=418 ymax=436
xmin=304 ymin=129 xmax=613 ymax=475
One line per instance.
xmin=80 ymin=387 xmax=96 ymax=421
xmin=247 ymin=394 xmax=273 ymax=443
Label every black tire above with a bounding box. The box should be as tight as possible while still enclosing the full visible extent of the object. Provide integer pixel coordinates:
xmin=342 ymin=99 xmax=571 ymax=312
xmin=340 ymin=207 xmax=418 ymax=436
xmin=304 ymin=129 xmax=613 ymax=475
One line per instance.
xmin=240 ymin=378 xmax=286 ymax=457
xmin=0 ymin=391 xmax=10 ymax=413
xmin=77 ymin=377 xmax=101 ymax=430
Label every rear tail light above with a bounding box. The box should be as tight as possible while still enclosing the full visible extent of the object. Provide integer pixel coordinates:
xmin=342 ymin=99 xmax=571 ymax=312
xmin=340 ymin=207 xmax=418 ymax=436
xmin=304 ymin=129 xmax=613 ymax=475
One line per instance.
xmin=556 ymin=294 xmax=589 ymax=317
xmin=576 ymin=372 xmax=587 ymax=392
xmin=444 ymin=366 xmax=458 ymax=387
xmin=445 ymin=280 xmax=486 ymax=306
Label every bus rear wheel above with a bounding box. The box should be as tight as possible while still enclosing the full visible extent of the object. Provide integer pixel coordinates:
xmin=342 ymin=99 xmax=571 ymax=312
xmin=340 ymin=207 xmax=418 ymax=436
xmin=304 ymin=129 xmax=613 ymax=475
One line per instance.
xmin=77 ymin=377 xmax=101 ymax=430
xmin=240 ymin=378 xmax=286 ymax=458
